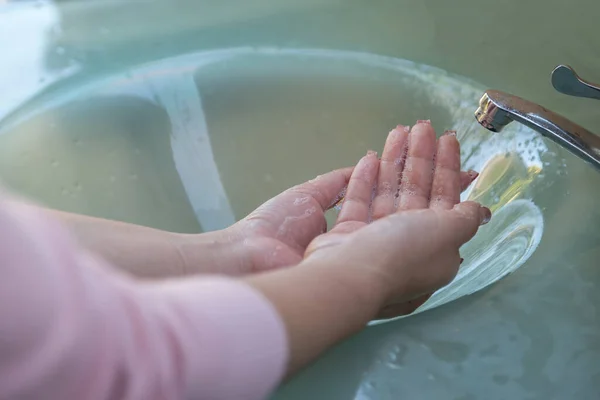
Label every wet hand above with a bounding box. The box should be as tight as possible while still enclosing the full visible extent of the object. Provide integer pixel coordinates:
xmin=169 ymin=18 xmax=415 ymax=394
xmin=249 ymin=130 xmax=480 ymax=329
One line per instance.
xmin=198 ymin=122 xmax=478 ymax=277
xmin=304 ymin=121 xmax=489 ymax=318
xmin=223 ymin=166 xmax=354 ymax=273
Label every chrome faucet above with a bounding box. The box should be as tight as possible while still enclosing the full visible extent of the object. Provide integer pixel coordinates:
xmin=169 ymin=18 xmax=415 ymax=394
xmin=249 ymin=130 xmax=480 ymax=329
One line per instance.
xmin=475 ymin=65 xmax=600 ymax=171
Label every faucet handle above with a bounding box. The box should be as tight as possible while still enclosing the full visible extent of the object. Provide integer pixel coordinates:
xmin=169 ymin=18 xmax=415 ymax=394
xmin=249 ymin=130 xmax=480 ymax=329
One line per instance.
xmin=551 ymin=65 xmax=600 ymax=101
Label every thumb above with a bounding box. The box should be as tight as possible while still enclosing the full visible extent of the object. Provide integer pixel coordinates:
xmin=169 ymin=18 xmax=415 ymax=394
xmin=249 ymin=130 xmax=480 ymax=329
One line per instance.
xmin=442 ymin=201 xmax=492 ymax=246
xmin=288 ymin=167 xmax=353 ymax=210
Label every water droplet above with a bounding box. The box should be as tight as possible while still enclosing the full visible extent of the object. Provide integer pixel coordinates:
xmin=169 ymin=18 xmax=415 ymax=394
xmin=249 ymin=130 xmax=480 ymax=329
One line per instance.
xmin=304 ymin=207 xmax=317 ymax=216
xmin=385 ymin=343 xmax=408 ymax=369
xmin=55 ymin=46 xmax=66 ymax=55
xmin=293 ymin=196 xmax=310 ymax=206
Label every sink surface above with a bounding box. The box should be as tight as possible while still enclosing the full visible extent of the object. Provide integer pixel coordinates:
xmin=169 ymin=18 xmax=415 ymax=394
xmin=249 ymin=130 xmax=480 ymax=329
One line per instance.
xmin=1 ymin=1 xmax=599 ymax=399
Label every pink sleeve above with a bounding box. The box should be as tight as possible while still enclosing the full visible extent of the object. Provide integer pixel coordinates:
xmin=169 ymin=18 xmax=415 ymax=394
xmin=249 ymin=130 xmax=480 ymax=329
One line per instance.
xmin=0 ymin=193 xmax=287 ymax=400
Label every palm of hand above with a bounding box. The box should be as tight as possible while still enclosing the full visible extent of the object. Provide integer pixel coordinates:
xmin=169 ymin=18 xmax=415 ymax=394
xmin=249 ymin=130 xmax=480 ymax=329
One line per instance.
xmin=305 ymin=122 xmax=473 ymax=317
xmin=229 ymin=169 xmax=351 ymax=272
xmin=231 ymin=122 xmax=476 ymax=296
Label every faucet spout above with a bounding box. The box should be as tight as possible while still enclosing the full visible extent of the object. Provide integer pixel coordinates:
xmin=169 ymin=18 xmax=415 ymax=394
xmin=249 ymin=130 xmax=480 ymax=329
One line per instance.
xmin=475 ymin=65 xmax=600 ymax=171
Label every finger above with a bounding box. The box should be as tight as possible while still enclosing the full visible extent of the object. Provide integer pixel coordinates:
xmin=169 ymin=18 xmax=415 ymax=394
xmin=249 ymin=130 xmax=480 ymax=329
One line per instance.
xmin=442 ymin=201 xmax=492 ymax=246
xmin=460 ymin=170 xmax=479 ymax=191
xmin=430 ymin=131 xmax=462 ymax=210
xmin=337 ymin=151 xmax=379 ymax=224
xmin=288 ymin=167 xmax=354 ymax=211
xmin=372 ymin=125 xmax=409 ymax=220
xmin=397 ymin=121 xmax=437 ymax=210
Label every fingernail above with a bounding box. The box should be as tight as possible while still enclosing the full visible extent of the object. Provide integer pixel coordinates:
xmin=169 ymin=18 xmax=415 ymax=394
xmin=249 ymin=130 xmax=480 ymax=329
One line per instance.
xmin=416 ymin=119 xmax=431 ymax=124
xmin=480 ymin=206 xmax=492 ymax=225
xmin=389 ymin=127 xmax=402 ymax=138
xmin=460 ymin=258 xmax=464 ymax=264
xmin=392 ymin=125 xmax=410 ymax=135
xmin=468 ymin=170 xmax=479 ymax=180
xmin=443 ymin=130 xmax=457 ymax=137
xmin=367 ymin=150 xmax=378 ymax=157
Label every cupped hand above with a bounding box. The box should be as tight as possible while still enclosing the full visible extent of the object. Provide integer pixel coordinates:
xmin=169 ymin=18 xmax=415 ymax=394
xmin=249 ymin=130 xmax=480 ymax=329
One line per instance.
xmin=304 ymin=121 xmax=490 ymax=318
xmin=219 ymin=126 xmax=478 ymax=277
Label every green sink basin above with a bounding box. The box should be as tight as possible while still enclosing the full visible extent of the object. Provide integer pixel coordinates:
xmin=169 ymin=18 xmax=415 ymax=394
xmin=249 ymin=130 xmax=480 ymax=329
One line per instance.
xmin=1 ymin=1 xmax=599 ymax=399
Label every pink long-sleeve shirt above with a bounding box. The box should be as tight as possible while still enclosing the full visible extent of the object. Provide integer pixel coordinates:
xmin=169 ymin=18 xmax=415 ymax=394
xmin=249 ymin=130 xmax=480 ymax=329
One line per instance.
xmin=0 ymin=191 xmax=288 ymax=400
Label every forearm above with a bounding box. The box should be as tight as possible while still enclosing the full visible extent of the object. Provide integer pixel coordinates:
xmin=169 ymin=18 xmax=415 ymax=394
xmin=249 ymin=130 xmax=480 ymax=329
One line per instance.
xmin=245 ymin=257 xmax=385 ymax=377
xmin=45 ymin=209 xmax=233 ymax=279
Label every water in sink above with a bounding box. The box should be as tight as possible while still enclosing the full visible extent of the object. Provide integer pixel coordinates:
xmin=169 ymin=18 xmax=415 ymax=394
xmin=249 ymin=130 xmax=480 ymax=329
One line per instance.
xmin=0 ymin=47 xmax=551 ymax=317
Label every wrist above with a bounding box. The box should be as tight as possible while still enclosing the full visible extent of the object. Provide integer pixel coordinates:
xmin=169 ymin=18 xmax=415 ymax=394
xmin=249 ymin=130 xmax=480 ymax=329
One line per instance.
xmin=300 ymin=255 xmax=387 ymax=323
xmin=174 ymin=227 xmax=245 ymax=276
